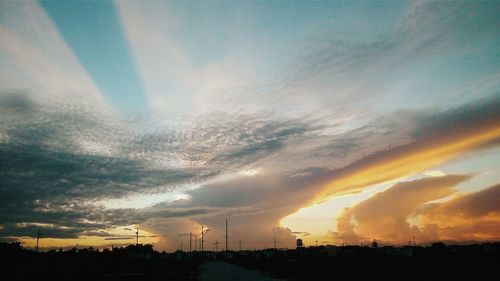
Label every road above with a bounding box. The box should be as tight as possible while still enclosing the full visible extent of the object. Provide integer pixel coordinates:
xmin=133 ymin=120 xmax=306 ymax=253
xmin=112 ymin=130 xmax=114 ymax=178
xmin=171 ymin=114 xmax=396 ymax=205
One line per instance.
xmin=199 ymin=261 xmax=285 ymax=281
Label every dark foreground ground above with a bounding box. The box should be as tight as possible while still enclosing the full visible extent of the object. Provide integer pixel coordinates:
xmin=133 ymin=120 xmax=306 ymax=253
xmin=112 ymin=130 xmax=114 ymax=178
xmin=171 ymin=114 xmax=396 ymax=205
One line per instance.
xmin=1 ymin=242 xmax=500 ymax=280
xmin=0 ymin=243 xmax=199 ymax=281
xmin=199 ymin=262 xmax=283 ymax=281
xmin=230 ymin=243 xmax=500 ymax=281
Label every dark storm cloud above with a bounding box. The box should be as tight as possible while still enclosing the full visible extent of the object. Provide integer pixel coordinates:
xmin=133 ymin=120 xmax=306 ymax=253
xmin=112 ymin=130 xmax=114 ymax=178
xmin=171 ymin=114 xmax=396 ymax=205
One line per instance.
xmin=2 ymin=91 xmax=500 ymax=241
xmin=0 ymin=141 xmax=196 ymax=200
xmin=0 ymin=92 xmax=212 ymax=239
xmin=0 ymin=223 xmax=82 ymax=239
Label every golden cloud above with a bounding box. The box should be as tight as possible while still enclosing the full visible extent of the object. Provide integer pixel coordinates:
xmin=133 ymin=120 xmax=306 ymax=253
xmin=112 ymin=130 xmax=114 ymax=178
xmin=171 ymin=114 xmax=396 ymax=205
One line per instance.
xmin=313 ymin=121 xmax=500 ymax=204
xmin=419 ymin=183 xmax=500 ymax=241
xmin=334 ymin=175 xmax=471 ymax=244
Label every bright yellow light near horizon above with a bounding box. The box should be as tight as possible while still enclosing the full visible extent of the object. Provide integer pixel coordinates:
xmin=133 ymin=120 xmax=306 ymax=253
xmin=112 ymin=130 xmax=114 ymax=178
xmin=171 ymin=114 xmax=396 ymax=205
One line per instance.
xmin=19 ymin=226 xmax=159 ymax=250
xmin=281 ymin=179 xmax=400 ymax=244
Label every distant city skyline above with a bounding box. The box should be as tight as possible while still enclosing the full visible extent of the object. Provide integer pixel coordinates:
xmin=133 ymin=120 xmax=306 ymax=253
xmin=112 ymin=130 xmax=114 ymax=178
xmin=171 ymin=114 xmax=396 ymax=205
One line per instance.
xmin=1 ymin=1 xmax=500 ymax=252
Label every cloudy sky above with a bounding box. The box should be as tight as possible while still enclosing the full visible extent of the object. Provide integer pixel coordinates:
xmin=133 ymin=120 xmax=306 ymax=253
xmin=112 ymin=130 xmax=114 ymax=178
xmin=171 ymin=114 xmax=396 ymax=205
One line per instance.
xmin=1 ymin=1 xmax=500 ymax=251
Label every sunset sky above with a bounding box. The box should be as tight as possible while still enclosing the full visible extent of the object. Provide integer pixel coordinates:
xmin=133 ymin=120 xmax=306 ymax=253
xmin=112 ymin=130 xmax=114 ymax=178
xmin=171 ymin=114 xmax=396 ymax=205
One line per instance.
xmin=1 ymin=1 xmax=500 ymax=252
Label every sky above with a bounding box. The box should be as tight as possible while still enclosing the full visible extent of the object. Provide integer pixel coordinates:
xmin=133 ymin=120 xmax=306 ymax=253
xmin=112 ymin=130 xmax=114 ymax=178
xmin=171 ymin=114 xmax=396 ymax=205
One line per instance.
xmin=1 ymin=0 xmax=500 ymax=252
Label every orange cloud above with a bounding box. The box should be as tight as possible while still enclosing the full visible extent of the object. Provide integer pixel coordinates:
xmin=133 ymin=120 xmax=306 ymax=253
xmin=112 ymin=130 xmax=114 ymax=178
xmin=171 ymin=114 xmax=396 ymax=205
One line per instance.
xmin=419 ymin=183 xmax=500 ymax=241
xmin=334 ymin=175 xmax=471 ymax=244
xmin=312 ymin=121 xmax=500 ymax=204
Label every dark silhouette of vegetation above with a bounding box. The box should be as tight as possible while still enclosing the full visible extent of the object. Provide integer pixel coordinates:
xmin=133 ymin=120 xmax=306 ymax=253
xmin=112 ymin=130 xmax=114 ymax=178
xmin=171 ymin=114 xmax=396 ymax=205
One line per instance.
xmin=0 ymin=242 xmax=199 ymax=280
xmin=228 ymin=242 xmax=500 ymax=280
xmin=1 ymin=241 xmax=499 ymax=280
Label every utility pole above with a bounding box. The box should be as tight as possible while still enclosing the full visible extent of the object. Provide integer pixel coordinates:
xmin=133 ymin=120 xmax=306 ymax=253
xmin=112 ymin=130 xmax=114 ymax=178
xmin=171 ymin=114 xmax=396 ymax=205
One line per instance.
xmin=194 ymin=237 xmax=197 ymax=251
xmin=215 ymin=240 xmax=219 ymax=252
xmin=35 ymin=229 xmax=41 ymax=253
xmin=189 ymin=232 xmax=192 ymax=252
xmin=201 ymin=225 xmax=204 ymax=252
xmin=181 ymin=241 xmax=183 ymax=252
xmin=136 ymin=229 xmax=139 ymax=246
xmin=225 ymin=219 xmax=228 ymax=251
xmin=239 ymin=240 xmax=242 ymax=251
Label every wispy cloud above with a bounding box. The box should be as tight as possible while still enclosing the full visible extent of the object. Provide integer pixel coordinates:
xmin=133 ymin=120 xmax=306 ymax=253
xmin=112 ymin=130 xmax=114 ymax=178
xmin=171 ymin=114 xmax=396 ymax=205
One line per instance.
xmin=0 ymin=2 xmax=107 ymax=107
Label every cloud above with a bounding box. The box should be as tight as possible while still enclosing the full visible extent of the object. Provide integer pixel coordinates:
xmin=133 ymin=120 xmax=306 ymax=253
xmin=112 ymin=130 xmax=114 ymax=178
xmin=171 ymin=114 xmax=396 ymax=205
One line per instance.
xmin=335 ymin=174 xmax=472 ymax=244
xmin=0 ymin=90 xmax=319 ymax=247
xmin=132 ymin=171 xmax=326 ymax=251
xmin=419 ymin=183 xmax=500 ymax=241
xmin=104 ymin=237 xmax=135 ymax=241
xmin=2 ymin=91 xmax=500 ymax=249
xmin=115 ymin=1 xmax=260 ymax=114
xmin=311 ymin=94 xmax=500 ymax=203
xmin=0 ymin=2 xmax=107 ymax=107
xmin=1 ymin=221 xmax=99 ymax=240
xmin=292 ymin=232 xmax=311 ymax=237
